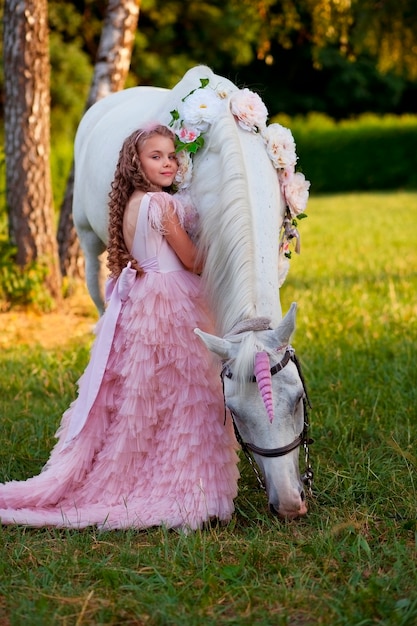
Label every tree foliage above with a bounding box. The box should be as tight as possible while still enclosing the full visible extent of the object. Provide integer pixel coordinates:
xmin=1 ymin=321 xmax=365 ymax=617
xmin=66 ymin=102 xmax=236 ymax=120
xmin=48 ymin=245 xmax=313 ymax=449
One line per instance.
xmin=1 ymin=0 xmax=416 ymax=306
xmin=2 ymin=0 xmax=416 ymax=133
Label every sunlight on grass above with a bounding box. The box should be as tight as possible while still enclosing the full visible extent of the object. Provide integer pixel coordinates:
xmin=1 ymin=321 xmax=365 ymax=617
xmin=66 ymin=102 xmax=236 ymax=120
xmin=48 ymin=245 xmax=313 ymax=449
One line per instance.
xmin=1 ymin=192 xmax=417 ymax=625
xmin=282 ymin=191 xmax=417 ymax=341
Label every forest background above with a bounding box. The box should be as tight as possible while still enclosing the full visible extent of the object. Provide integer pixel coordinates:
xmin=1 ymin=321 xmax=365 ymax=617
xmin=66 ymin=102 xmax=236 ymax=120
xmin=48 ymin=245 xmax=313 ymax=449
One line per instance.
xmin=2 ymin=0 xmax=417 ymax=178
xmin=10 ymin=0 xmax=417 ymax=131
xmin=44 ymin=0 xmax=417 ymax=194
xmin=0 ymin=0 xmax=417 ymax=308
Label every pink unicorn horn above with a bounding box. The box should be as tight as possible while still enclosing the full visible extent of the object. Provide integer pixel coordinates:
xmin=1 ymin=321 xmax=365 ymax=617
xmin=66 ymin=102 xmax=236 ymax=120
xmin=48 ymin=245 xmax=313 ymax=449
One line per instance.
xmin=254 ymin=351 xmax=274 ymax=423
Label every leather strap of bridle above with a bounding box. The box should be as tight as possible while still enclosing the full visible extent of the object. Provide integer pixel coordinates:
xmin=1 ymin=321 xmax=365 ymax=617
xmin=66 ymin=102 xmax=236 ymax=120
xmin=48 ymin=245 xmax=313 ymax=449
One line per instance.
xmin=224 ymin=347 xmax=313 ymax=459
xmin=222 ymin=347 xmax=293 ymax=382
xmin=244 ymin=432 xmax=304 ymax=457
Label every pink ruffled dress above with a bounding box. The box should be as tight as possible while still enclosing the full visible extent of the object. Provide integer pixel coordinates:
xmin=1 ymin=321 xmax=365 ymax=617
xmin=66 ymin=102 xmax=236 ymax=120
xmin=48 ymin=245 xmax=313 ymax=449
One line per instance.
xmin=0 ymin=192 xmax=239 ymax=530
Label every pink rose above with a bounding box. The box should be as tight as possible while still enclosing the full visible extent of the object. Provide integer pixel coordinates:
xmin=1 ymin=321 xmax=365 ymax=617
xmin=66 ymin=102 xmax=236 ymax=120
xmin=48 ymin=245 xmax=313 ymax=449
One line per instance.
xmin=285 ymin=172 xmax=310 ymax=216
xmin=177 ymin=127 xmax=200 ymax=143
xmin=278 ymin=167 xmax=295 ymax=187
xmin=230 ymin=88 xmax=268 ymax=132
xmin=264 ymin=123 xmax=297 ymax=169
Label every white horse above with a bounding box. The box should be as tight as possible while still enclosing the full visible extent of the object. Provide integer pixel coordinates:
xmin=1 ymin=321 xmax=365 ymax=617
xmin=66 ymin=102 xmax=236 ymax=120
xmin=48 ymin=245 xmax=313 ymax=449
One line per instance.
xmin=73 ymin=66 xmax=312 ymax=519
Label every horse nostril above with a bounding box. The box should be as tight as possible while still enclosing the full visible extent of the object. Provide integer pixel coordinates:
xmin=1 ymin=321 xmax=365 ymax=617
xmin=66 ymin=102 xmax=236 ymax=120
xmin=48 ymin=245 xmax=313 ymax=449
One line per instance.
xmin=300 ymin=490 xmax=305 ymax=501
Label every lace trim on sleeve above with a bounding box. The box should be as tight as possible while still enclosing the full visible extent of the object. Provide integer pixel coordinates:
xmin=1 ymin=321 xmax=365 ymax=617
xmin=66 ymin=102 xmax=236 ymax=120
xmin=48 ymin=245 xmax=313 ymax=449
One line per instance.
xmin=148 ymin=192 xmax=187 ymax=235
xmin=173 ymin=190 xmax=200 ymax=243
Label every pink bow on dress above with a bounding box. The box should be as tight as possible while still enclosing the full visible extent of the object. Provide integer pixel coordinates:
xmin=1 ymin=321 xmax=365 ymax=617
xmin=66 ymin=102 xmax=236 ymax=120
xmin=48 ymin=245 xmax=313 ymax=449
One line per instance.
xmin=63 ymin=263 xmax=137 ymax=447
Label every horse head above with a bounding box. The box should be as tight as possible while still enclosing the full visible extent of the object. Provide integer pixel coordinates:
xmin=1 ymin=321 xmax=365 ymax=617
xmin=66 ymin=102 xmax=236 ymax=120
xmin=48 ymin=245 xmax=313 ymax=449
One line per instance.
xmin=195 ymin=303 xmax=310 ymax=519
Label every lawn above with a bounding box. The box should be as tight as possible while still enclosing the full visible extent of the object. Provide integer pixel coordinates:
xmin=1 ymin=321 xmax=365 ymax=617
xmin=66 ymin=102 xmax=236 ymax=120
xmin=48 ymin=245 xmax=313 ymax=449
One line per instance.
xmin=0 ymin=191 xmax=416 ymax=625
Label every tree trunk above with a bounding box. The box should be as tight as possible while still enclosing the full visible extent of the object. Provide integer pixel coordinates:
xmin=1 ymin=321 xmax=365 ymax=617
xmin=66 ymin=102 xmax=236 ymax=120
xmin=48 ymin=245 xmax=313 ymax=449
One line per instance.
xmin=57 ymin=0 xmax=141 ymax=279
xmin=3 ymin=0 xmax=61 ymax=299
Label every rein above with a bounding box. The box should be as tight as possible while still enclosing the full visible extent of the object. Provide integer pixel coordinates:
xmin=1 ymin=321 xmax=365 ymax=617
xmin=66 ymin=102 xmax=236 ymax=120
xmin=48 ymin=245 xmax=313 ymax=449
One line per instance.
xmin=221 ymin=346 xmax=314 ymax=495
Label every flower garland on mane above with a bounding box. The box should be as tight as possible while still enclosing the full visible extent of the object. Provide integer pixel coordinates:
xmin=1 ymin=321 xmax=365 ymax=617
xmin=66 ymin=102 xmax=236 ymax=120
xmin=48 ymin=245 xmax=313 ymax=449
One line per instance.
xmin=168 ymin=78 xmax=310 ymax=279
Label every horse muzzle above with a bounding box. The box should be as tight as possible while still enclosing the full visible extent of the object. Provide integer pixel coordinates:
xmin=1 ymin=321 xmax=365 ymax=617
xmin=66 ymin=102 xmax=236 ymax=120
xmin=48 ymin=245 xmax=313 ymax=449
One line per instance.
xmin=269 ymin=488 xmax=308 ymax=519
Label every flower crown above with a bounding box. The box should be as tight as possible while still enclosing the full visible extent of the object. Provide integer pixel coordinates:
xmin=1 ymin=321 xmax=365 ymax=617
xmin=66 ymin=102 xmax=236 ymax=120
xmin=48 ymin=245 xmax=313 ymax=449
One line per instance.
xmin=169 ymin=78 xmax=310 ymax=270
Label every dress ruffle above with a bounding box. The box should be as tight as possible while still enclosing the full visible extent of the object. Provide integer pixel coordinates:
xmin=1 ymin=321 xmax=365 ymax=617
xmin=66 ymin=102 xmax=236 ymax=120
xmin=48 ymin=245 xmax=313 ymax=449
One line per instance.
xmin=0 ymin=261 xmax=239 ymax=530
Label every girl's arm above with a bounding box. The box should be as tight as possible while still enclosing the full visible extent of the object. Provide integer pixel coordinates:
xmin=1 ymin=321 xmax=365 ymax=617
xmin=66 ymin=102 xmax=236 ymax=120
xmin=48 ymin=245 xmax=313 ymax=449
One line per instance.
xmin=162 ymin=203 xmax=203 ymax=274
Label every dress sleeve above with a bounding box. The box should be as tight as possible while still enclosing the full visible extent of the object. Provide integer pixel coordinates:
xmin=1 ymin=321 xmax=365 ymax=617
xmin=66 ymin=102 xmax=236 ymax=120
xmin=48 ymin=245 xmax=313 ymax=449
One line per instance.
xmin=148 ymin=191 xmax=187 ymax=235
xmin=173 ymin=189 xmax=200 ymax=243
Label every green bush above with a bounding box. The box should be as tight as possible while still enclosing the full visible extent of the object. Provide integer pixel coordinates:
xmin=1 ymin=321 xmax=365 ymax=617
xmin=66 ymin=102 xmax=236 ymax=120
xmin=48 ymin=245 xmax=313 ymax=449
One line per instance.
xmin=0 ymin=242 xmax=55 ymax=312
xmin=2 ymin=114 xmax=417 ymax=219
xmin=50 ymin=112 xmax=417 ymax=197
xmin=272 ymin=113 xmax=417 ymax=193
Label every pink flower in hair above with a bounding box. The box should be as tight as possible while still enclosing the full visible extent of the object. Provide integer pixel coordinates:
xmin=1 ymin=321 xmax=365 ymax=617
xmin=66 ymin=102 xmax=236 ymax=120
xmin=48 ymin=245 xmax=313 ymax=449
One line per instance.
xmin=143 ymin=121 xmax=161 ymax=132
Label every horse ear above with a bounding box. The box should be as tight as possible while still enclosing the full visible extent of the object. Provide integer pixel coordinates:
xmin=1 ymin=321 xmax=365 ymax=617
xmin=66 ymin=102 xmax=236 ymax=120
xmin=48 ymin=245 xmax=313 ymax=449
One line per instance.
xmin=266 ymin=302 xmax=297 ymax=348
xmin=194 ymin=328 xmax=235 ymax=359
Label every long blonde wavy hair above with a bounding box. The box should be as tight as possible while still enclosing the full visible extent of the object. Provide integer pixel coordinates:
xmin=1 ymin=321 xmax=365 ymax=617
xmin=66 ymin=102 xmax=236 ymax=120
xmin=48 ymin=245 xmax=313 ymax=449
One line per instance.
xmin=107 ymin=124 xmax=176 ymax=278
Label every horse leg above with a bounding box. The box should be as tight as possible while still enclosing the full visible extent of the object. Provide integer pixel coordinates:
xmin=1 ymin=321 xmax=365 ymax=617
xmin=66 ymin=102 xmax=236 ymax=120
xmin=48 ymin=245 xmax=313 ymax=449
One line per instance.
xmin=78 ymin=228 xmax=107 ymax=315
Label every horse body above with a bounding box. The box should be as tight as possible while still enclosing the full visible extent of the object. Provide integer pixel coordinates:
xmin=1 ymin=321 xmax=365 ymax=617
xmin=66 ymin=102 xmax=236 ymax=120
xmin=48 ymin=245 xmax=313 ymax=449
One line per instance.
xmin=73 ymin=86 xmax=169 ymax=313
xmin=73 ymin=66 xmax=310 ymax=519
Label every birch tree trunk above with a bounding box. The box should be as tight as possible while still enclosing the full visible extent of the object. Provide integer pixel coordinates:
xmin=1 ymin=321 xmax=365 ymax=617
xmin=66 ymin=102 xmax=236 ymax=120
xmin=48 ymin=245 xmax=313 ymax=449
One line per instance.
xmin=57 ymin=0 xmax=141 ymax=279
xmin=3 ymin=0 xmax=62 ymax=298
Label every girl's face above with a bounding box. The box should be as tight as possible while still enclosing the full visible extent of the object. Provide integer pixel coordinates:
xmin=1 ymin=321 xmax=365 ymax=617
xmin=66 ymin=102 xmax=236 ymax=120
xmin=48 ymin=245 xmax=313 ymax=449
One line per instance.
xmin=139 ymin=135 xmax=178 ymax=189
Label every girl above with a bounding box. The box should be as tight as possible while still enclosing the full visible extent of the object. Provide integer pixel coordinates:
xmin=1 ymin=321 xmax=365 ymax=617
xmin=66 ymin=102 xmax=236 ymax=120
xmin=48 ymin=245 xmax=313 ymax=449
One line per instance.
xmin=0 ymin=125 xmax=239 ymax=530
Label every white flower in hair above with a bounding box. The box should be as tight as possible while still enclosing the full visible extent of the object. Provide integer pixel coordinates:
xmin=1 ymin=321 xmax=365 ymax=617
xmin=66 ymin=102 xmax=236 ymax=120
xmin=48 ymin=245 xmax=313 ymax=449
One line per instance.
xmin=230 ymin=88 xmax=268 ymax=133
xmin=179 ymin=88 xmax=223 ymax=132
xmin=215 ymin=87 xmax=232 ymax=100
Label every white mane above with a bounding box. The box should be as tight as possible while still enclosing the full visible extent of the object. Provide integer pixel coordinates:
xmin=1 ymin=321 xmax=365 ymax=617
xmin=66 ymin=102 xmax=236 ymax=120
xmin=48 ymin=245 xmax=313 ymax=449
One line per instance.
xmin=190 ymin=91 xmax=284 ymax=336
xmin=192 ymin=108 xmax=257 ymax=336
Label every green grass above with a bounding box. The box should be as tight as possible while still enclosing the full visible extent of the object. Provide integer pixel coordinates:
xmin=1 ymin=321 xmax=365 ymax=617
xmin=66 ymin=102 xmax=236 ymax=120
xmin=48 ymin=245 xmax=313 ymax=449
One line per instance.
xmin=1 ymin=191 xmax=417 ymax=625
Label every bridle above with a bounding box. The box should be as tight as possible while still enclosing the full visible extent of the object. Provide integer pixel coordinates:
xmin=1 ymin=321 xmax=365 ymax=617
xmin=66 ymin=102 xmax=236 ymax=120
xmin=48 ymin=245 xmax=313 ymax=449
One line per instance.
xmin=221 ymin=346 xmax=314 ymax=495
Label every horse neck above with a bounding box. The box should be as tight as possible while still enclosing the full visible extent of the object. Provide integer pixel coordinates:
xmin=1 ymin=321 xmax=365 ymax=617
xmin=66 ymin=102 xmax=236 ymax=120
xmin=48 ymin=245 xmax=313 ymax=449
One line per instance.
xmin=194 ymin=112 xmax=284 ymax=336
xmin=237 ymin=128 xmax=284 ymax=327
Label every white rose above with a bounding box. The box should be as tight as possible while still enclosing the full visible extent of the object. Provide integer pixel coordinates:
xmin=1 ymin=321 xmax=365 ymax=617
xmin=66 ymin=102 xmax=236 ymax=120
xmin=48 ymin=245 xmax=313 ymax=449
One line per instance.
xmin=285 ymin=172 xmax=310 ymax=216
xmin=230 ymin=88 xmax=268 ymax=132
xmin=179 ymin=88 xmax=223 ymax=132
xmin=264 ymin=123 xmax=297 ymax=169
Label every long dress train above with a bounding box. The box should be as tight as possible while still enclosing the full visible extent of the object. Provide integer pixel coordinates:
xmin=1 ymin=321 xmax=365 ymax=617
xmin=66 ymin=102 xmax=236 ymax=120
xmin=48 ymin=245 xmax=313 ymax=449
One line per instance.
xmin=0 ymin=192 xmax=239 ymax=530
